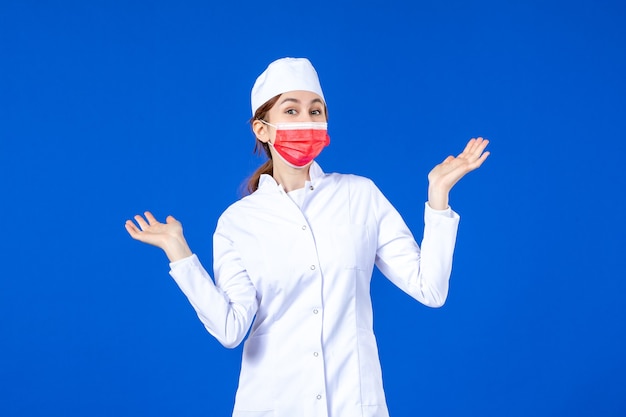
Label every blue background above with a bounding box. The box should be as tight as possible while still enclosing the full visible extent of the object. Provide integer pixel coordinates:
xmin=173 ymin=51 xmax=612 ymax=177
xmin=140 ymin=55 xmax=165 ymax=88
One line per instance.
xmin=1 ymin=1 xmax=625 ymax=416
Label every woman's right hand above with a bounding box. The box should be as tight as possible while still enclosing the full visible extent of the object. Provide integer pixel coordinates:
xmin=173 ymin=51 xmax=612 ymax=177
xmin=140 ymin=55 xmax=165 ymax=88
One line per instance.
xmin=125 ymin=211 xmax=193 ymax=262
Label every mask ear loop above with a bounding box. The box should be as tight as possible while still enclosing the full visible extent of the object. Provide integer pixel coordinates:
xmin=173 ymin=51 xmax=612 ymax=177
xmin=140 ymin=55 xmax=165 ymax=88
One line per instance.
xmin=258 ymin=119 xmax=277 ymax=129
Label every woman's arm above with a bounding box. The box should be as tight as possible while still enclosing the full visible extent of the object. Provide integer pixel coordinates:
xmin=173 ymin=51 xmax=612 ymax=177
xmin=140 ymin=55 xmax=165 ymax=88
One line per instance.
xmin=125 ymin=212 xmax=258 ymax=348
xmin=373 ymin=138 xmax=489 ymax=307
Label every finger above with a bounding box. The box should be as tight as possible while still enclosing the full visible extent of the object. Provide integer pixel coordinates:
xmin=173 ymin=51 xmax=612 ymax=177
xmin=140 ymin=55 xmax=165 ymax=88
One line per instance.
xmin=458 ymin=138 xmax=477 ymax=157
xmin=478 ymin=150 xmax=490 ymax=164
xmin=468 ymin=150 xmax=491 ymax=170
xmin=134 ymin=214 xmax=150 ymax=231
xmin=469 ymin=139 xmax=489 ymax=161
xmin=465 ymin=137 xmax=478 ymax=151
xmin=471 ymin=137 xmax=487 ymax=149
xmin=166 ymin=215 xmax=178 ymax=225
xmin=464 ymin=138 xmax=489 ymax=161
xmin=468 ymin=136 xmax=484 ymax=154
xmin=144 ymin=211 xmax=160 ymax=226
xmin=125 ymin=220 xmax=141 ymax=238
xmin=477 ymin=138 xmax=489 ymax=153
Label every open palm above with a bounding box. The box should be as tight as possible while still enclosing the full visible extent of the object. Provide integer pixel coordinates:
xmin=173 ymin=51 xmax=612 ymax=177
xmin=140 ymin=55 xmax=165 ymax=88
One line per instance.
xmin=125 ymin=212 xmax=192 ymax=262
xmin=428 ymin=137 xmax=490 ymax=192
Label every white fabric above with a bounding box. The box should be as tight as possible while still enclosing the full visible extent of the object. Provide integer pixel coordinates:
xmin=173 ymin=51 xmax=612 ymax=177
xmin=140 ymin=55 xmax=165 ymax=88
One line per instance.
xmin=251 ymin=57 xmax=325 ymax=115
xmin=262 ymin=121 xmax=328 ymax=131
xmin=287 ymin=184 xmax=308 ymax=208
xmin=169 ymin=162 xmax=460 ymax=417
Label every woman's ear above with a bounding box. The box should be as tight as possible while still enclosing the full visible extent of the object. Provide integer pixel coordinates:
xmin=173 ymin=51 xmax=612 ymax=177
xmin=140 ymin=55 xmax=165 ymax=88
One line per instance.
xmin=252 ymin=119 xmax=270 ymax=143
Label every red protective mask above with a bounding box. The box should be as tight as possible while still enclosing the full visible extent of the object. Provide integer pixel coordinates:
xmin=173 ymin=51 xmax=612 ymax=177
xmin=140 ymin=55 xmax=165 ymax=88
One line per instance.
xmin=264 ymin=122 xmax=330 ymax=168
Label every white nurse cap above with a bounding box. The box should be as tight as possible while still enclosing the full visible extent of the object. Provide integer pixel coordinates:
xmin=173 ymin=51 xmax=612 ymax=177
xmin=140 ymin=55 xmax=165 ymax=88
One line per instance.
xmin=250 ymin=57 xmax=325 ymax=116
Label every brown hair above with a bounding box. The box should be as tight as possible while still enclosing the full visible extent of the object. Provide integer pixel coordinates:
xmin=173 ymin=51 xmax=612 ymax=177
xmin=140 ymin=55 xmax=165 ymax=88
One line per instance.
xmin=245 ymin=95 xmax=281 ymax=194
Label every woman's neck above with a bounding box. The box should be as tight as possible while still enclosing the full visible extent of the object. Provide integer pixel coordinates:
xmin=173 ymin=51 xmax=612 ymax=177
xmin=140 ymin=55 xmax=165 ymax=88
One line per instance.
xmin=272 ymin=162 xmax=311 ymax=192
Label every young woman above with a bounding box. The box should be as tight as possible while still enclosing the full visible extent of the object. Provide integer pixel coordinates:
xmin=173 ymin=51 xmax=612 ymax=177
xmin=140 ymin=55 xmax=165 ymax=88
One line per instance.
xmin=126 ymin=57 xmax=489 ymax=417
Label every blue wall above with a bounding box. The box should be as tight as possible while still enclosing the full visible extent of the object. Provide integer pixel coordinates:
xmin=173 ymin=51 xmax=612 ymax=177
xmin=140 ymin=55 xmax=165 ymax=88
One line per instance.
xmin=1 ymin=1 xmax=625 ymax=415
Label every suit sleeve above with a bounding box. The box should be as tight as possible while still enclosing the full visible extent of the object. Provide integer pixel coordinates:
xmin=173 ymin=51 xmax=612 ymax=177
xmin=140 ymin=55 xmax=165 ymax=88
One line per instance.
xmin=169 ymin=222 xmax=259 ymax=348
xmin=371 ymin=181 xmax=460 ymax=307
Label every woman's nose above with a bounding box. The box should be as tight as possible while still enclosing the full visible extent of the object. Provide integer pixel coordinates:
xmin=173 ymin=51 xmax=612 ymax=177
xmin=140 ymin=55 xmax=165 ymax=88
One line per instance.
xmin=299 ymin=112 xmax=316 ymax=122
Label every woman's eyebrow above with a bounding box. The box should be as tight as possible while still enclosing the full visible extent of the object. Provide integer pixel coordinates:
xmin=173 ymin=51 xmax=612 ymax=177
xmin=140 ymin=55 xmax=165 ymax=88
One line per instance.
xmin=279 ymin=97 xmax=301 ymax=105
xmin=279 ymin=97 xmax=324 ymax=106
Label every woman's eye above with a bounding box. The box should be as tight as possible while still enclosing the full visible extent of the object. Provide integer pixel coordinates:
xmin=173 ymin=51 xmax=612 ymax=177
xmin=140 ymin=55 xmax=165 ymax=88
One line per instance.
xmin=286 ymin=109 xmax=297 ymax=115
xmin=311 ymin=109 xmax=321 ymax=115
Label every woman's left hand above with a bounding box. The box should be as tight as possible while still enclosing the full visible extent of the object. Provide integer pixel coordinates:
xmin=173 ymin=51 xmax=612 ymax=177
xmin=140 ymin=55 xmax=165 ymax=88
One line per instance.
xmin=427 ymin=137 xmax=490 ymax=210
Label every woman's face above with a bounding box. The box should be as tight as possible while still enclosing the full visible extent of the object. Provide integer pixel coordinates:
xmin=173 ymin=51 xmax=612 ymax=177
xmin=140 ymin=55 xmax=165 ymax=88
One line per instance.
xmin=266 ymin=90 xmax=327 ymax=125
xmin=252 ymin=90 xmax=327 ymax=150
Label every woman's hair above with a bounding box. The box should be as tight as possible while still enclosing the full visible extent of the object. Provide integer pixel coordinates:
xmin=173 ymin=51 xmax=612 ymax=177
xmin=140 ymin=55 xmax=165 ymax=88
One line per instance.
xmin=245 ymin=95 xmax=281 ymax=194
xmin=244 ymin=94 xmax=328 ymax=195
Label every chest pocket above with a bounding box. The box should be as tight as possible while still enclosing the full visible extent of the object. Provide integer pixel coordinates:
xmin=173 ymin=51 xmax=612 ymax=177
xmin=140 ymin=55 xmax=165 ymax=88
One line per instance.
xmin=330 ymin=223 xmax=375 ymax=271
